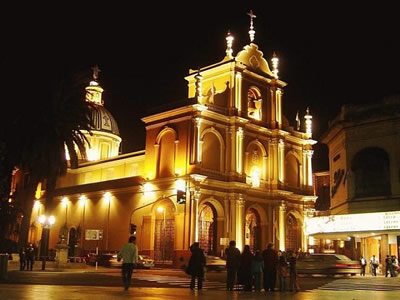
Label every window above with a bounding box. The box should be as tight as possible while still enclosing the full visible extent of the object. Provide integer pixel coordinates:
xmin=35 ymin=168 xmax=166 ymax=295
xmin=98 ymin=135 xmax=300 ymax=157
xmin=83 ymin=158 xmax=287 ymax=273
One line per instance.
xmin=247 ymin=87 xmax=262 ymax=120
xmin=351 ymin=147 xmax=391 ymax=197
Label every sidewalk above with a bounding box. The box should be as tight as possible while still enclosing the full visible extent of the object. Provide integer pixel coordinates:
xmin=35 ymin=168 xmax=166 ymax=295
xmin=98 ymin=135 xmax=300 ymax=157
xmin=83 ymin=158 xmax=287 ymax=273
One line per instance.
xmin=6 ymin=260 xmax=109 ymax=273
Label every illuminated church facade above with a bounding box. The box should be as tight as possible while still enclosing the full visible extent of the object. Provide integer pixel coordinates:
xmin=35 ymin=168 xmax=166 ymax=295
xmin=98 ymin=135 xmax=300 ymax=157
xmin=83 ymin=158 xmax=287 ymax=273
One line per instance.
xmin=28 ymin=19 xmax=317 ymax=264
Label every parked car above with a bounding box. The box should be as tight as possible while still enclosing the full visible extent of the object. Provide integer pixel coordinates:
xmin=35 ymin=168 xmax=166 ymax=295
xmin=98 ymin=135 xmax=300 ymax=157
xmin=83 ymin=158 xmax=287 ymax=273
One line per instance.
xmin=205 ymin=255 xmax=226 ymax=272
xmin=137 ymin=255 xmax=155 ymax=269
xmin=296 ymin=253 xmax=362 ymax=275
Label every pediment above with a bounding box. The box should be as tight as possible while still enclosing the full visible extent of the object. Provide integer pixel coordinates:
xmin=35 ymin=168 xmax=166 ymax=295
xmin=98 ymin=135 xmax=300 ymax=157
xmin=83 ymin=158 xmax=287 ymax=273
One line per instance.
xmin=235 ymin=43 xmax=273 ymax=77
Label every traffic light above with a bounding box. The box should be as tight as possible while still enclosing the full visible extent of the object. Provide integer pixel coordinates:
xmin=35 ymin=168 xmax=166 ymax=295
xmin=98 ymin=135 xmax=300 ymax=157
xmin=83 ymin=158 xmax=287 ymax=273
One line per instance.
xmin=130 ymin=224 xmax=137 ymax=235
xmin=177 ymin=189 xmax=186 ymax=204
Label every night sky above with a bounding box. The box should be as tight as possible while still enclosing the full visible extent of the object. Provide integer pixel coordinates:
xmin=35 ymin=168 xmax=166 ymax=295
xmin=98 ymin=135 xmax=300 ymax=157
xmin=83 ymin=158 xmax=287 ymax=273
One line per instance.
xmin=2 ymin=5 xmax=400 ymax=171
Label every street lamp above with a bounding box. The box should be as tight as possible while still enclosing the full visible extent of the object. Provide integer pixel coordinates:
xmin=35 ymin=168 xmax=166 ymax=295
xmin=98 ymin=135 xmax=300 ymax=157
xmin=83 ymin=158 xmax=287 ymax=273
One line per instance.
xmin=157 ymin=206 xmax=166 ymax=263
xmin=38 ymin=215 xmax=56 ymax=270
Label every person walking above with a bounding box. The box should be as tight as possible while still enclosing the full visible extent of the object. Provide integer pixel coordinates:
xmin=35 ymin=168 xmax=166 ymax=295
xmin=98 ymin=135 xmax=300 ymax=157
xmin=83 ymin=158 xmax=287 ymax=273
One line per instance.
xmin=370 ymin=254 xmax=379 ymax=276
xmin=261 ymin=243 xmax=278 ymax=292
xmin=385 ymin=255 xmax=392 ymax=277
xmin=25 ymin=243 xmax=35 ymax=271
xmin=360 ymin=256 xmax=367 ymax=276
xmin=251 ymin=250 xmax=264 ymax=292
xmin=19 ymin=247 xmax=26 ymax=271
xmin=186 ymin=242 xmax=206 ymax=290
xmin=117 ymin=236 xmax=138 ymax=290
xmin=238 ymin=245 xmax=253 ymax=291
xmin=225 ymin=240 xmax=241 ymax=291
xmin=288 ymin=251 xmax=300 ymax=292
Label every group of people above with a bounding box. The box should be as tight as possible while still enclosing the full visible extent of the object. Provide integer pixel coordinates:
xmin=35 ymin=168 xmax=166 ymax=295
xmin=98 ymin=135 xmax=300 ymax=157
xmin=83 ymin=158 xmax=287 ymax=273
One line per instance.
xmin=18 ymin=243 xmax=35 ymax=271
xmin=224 ymin=241 xmax=300 ymax=292
xmin=184 ymin=240 xmax=300 ymax=292
xmin=360 ymin=254 xmax=399 ymax=277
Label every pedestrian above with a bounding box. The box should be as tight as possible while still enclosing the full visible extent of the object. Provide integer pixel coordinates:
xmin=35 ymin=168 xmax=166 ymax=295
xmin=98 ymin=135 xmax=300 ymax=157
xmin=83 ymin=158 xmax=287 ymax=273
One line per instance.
xmin=251 ymin=250 xmax=264 ymax=292
xmin=261 ymin=242 xmax=278 ymax=292
xmin=238 ymin=245 xmax=253 ymax=291
xmin=385 ymin=255 xmax=392 ymax=277
xmin=370 ymin=254 xmax=379 ymax=276
xmin=117 ymin=236 xmax=138 ymax=290
xmin=277 ymin=252 xmax=289 ymax=292
xmin=25 ymin=243 xmax=35 ymax=271
xmin=288 ymin=251 xmax=300 ymax=292
xmin=186 ymin=242 xmax=206 ymax=290
xmin=225 ymin=240 xmax=241 ymax=291
xmin=390 ymin=255 xmax=397 ymax=277
xmin=19 ymin=247 xmax=26 ymax=271
xmin=360 ymin=256 xmax=366 ymax=276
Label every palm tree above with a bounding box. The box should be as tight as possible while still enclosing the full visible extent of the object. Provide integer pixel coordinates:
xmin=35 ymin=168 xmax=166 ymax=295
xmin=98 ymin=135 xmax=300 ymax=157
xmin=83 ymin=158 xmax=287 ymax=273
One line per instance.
xmin=3 ymin=66 xmax=94 ymax=248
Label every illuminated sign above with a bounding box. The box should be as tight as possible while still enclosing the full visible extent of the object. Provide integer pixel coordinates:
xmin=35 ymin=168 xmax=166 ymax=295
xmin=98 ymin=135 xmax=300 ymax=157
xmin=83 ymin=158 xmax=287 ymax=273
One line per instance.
xmin=85 ymin=229 xmax=103 ymax=240
xmin=305 ymin=211 xmax=400 ymax=235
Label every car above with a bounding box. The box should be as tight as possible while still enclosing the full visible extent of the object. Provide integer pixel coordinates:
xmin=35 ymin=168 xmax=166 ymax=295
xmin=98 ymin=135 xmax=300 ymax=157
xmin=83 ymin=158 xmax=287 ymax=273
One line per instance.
xmin=86 ymin=253 xmax=119 ymax=267
xmin=137 ymin=255 xmax=155 ymax=269
xmin=296 ymin=253 xmax=362 ymax=276
xmin=205 ymin=255 xmax=226 ymax=272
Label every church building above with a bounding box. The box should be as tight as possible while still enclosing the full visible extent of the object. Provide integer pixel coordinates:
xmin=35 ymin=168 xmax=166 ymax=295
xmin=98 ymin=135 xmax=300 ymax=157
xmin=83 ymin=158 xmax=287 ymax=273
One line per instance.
xmin=28 ymin=15 xmax=317 ymax=265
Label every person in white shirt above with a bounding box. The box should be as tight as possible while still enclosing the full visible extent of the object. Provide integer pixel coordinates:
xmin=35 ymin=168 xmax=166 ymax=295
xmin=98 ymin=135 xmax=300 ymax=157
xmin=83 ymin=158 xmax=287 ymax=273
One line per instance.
xmin=118 ymin=236 xmax=139 ymax=290
xmin=370 ymin=255 xmax=379 ymax=276
xmin=360 ymin=256 xmax=366 ymax=276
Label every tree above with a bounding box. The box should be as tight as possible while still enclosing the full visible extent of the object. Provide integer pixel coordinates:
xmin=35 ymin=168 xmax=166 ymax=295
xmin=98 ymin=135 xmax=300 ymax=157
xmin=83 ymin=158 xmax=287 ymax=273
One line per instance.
xmin=1 ymin=57 xmax=94 ymax=247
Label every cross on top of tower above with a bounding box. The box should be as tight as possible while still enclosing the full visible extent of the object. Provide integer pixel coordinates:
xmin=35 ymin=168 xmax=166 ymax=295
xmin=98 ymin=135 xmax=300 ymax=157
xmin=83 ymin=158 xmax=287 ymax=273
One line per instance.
xmin=91 ymin=65 xmax=101 ymax=81
xmin=247 ymin=10 xmax=257 ymax=42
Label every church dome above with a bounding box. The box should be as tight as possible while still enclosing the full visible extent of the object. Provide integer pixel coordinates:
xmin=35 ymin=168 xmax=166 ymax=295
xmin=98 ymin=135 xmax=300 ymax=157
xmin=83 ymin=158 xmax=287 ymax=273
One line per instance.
xmin=90 ymin=104 xmax=120 ymax=136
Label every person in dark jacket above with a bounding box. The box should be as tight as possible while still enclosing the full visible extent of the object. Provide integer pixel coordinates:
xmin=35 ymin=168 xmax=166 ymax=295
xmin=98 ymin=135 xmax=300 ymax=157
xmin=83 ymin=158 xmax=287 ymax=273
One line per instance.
xmin=19 ymin=247 xmax=26 ymax=271
xmin=25 ymin=244 xmax=35 ymax=271
xmin=238 ymin=245 xmax=254 ymax=291
xmin=261 ymin=243 xmax=278 ymax=292
xmin=225 ymin=240 xmax=241 ymax=291
xmin=187 ymin=242 xmax=206 ymax=290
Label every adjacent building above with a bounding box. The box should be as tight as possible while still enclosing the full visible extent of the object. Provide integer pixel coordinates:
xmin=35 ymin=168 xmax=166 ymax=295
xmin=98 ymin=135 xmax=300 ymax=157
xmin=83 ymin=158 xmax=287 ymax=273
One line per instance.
xmin=306 ymin=97 xmax=400 ymax=268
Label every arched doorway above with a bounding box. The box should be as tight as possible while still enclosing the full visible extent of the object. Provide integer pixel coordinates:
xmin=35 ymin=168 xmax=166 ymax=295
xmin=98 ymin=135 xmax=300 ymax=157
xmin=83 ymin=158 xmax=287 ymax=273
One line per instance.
xmin=245 ymin=208 xmax=261 ymax=253
xmin=199 ymin=203 xmax=217 ymax=255
xmin=68 ymin=227 xmax=77 ymax=257
xmin=154 ymin=200 xmax=175 ymax=263
xmin=285 ymin=214 xmax=299 ymax=252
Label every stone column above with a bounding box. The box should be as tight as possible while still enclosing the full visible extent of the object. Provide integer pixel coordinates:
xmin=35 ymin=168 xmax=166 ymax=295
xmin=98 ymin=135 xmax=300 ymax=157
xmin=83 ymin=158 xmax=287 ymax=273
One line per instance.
xmin=278 ymin=201 xmax=286 ymax=251
xmin=236 ymin=127 xmax=244 ymax=174
xmin=278 ymin=139 xmax=285 ymax=184
xmin=235 ymin=195 xmax=245 ymax=251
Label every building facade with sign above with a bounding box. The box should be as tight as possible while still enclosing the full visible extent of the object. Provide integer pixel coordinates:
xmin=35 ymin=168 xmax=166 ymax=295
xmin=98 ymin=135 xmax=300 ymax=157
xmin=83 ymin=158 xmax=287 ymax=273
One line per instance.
xmin=24 ymin=22 xmax=317 ymax=265
xmin=307 ymin=97 xmax=400 ymax=271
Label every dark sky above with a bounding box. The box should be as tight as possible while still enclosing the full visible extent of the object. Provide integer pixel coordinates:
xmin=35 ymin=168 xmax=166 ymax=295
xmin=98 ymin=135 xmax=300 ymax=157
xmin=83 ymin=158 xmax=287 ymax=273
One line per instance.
xmin=2 ymin=4 xmax=400 ymax=171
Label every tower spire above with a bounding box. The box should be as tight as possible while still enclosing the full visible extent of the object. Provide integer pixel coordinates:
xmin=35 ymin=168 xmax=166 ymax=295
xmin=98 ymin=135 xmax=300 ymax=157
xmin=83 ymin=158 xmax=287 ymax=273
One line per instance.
xmin=91 ymin=65 xmax=101 ymax=81
xmin=271 ymin=52 xmax=279 ymax=78
xmin=247 ymin=10 xmax=256 ymax=43
xmin=86 ymin=65 xmax=104 ymax=105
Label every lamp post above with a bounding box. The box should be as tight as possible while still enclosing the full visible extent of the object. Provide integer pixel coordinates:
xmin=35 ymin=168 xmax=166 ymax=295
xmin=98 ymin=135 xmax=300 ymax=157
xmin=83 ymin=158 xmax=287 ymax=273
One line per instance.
xmin=38 ymin=215 xmax=56 ymax=271
xmin=157 ymin=206 xmax=166 ymax=263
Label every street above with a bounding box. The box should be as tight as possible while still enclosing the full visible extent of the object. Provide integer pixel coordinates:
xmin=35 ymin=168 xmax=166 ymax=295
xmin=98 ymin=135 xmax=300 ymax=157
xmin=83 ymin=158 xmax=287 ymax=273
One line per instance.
xmin=2 ymin=262 xmax=400 ymax=298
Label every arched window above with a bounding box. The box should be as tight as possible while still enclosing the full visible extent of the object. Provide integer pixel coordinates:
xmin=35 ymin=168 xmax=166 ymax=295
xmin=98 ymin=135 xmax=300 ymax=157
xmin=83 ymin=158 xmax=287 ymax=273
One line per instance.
xmin=351 ymin=147 xmax=391 ymax=197
xmin=285 ymin=153 xmax=300 ymax=188
xmin=247 ymin=87 xmax=262 ymax=120
xmin=158 ymin=131 xmax=175 ymax=177
xmin=245 ymin=208 xmax=261 ymax=253
xmin=202 ymin=132 xmax=221 ymax=171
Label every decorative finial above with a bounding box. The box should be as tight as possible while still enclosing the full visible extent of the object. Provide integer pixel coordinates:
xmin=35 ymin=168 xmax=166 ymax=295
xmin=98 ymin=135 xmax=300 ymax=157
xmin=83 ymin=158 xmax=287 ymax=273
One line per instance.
xmin=225 ymin=31 xmax=234 ymax=58
xmin=304 ymin=107 xmax=313 ymax=138
xmin=247 ymin=10 xmax=257 ymax=42
xmin=91 ymin=65 xmax=101 ymax=81
xmin=271 ymin=52 xmax=279 ymax=78
xmin=295 ymin=111 xmax=300 ymax=131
